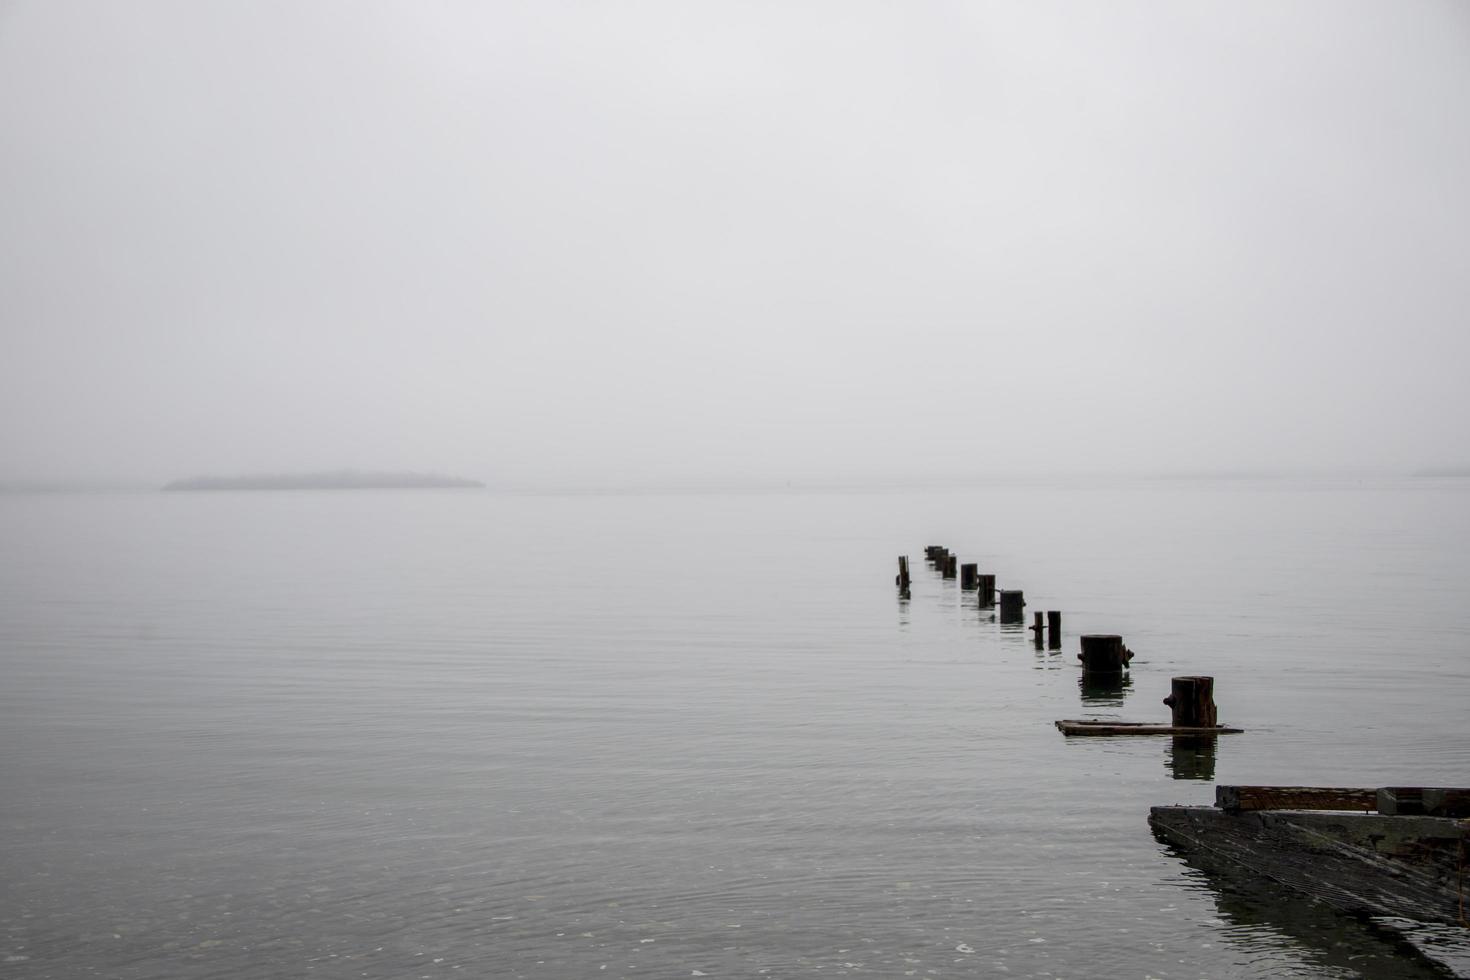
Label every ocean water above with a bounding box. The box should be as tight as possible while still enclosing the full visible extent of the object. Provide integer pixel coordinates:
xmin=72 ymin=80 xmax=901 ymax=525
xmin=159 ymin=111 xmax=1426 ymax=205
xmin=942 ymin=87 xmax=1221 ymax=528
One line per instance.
xmin=1 ymin=478 xmax=1467 ymax=979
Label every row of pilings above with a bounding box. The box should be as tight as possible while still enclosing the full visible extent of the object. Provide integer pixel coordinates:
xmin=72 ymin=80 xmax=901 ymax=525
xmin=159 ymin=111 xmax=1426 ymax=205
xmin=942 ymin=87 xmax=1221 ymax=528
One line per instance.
xmin=901 ymin=545 xmax=1220 ymax=730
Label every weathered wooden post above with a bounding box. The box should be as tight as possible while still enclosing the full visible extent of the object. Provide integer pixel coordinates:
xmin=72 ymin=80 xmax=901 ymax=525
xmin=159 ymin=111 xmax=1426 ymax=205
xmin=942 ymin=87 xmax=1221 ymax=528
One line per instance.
xmin=998 ymin=589 xmax=1025 ymax=624
xmin=943 ymin=554 xmax=958 ymax=579
xmin=1078 ymin=634 xmax=1132 ymax=674
xmin=896 ymin=556 xmax=911 ymax=593
xmin=960 ymin=563 xmax=978 ymax=590
xmin=1162 ymin=676 xmax=1217 ymax=728
xmin=925 ymin=545 xmax=944 ymax=562
xmin=1030 ymin=611 xmax=1044 ymax=646
xmin=1046 ymin=610 xmax=1061 ymax=649
xmin=976 ymin=574 xmax=996 ymax=607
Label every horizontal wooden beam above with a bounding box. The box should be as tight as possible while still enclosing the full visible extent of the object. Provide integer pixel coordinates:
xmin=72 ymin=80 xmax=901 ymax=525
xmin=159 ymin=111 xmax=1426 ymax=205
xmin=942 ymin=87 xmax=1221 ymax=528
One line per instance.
xmin=1377 ymin=787 xmax=1470 ymax=818
xmin=1216 ymin=785 xmax=1470 ymax=815
xmin=1055 ymin=720 xmax=1243 ymax=736
xmin=1216 ymin=786 xmax=1377 ymax=812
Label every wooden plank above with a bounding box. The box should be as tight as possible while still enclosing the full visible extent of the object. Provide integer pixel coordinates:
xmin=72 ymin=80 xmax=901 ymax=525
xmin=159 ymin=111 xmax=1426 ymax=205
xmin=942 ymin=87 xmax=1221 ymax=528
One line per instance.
xmin=1377 ymin=787 xmax=1470 ymax=818
xmin=1054 ymin=720 xmax=1243 ymax=736
xmin=1216 ymin=786 xmax=1375 ymax=812
xmin=1149 ymin=805 xmax=1467 ymax=927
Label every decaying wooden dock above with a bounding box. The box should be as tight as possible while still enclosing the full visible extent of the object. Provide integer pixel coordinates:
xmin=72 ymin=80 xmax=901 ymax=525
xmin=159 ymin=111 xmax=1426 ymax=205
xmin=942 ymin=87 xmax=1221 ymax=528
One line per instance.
xmin=1151 ymin=784 xmax=1470 ymax=971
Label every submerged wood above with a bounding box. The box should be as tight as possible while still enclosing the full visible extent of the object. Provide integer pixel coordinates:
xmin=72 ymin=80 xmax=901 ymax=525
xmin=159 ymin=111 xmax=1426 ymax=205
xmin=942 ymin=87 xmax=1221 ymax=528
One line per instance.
xmin=1149 ymin=804 xmax=1468 ymax=928
xmin=1055 ymin=719 xmax=1243 ymax=736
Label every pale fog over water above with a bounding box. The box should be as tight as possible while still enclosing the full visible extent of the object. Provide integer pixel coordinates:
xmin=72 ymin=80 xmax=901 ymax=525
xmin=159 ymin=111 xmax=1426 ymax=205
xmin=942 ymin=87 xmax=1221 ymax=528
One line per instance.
xmin=2 ymin=478 xmax=1467 ymax=979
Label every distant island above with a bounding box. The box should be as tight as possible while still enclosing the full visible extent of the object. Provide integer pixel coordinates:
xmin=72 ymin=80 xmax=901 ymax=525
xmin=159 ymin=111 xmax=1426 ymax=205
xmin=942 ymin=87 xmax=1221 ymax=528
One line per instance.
xmin=162 ymin=470 xmax=485 ymax=491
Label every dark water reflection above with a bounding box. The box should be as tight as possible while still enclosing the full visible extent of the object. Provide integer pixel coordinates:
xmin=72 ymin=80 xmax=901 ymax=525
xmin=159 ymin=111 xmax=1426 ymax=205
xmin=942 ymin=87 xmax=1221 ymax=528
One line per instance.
xmin=1078 ymin=670 xmax=1134 ymax=706
xmin=1165 ymin=735 xmax=1219 ymax=781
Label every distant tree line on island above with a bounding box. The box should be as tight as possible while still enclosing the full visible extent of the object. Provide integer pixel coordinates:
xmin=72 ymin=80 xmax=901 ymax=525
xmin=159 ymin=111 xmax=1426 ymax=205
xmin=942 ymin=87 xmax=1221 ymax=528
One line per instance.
xmin=162 ymin=470 xmax=485 ymax=491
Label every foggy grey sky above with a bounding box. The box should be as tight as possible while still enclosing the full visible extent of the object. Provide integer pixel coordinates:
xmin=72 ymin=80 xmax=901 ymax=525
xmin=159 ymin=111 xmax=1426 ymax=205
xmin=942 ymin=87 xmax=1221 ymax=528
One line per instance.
xmin=2 ymin=1 xmax=1468 ymax=487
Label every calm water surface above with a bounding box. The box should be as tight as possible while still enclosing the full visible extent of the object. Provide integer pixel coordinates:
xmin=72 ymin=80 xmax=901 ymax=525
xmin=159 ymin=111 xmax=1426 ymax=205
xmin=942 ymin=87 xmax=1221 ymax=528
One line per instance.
xmin=2 ymin=479 xmax=1467 ymax=979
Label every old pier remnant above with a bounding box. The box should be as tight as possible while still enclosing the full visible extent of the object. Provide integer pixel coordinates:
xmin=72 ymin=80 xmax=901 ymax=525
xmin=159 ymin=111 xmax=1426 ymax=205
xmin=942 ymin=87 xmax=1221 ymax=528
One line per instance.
xmin=1046 ymin=610 xmax=1061 ymax=649
xmin=998 ymin=589 xmax=1025 ymax=624
xmin=960 ymin=563 xmax=978 ymax=590
xmin=1163 ymin=676 xmax=1217 ymax=729
xmin=1058 ymin=676 xmax=1241 ymax=736
xmin=1077 ymin=634 xmax=1132 ymax=674
xmin=976 ymin=574 xmax=996 ymax=607
xmin=896 ymin=556 xmax=911 ymax=595
xmin=1150 ymin=785 xmax=1470 ymax=936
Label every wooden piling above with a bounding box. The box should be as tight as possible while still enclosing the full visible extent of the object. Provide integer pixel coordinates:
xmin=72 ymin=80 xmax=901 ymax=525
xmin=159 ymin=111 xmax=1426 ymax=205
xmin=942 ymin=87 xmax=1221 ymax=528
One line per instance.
xmin=1078 ymin=634 xmax=1131 ymax=674
xmin=1046 ymin=610 xmax=1061 ymax=649
xmin=1162 ymin=676 xmax=1216 ymax=728
xmin=943 ymin=554 xmax=958 ymax=579
xmin=960 ymin=563 xmax=978 ymax=590
xmin=998 ymin=589 xmax=1025 ymax=624
xmin=896 ymin=556 xmax=911 ymax=592
xmin=1030 ymin=611 xmax=1044 ymax=646
xmin=976 ymin=574 xmax=996 ymax=607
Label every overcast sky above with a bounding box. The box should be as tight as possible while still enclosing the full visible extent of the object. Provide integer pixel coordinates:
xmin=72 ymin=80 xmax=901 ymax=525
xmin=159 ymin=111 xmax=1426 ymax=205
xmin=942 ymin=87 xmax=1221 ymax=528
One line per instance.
xmin=2 ymin=1 xmax=1467 ymax=487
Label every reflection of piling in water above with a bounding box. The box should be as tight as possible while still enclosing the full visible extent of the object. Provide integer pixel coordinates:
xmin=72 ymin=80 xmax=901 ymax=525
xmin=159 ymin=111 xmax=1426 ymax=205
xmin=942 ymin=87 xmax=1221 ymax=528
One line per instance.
xmin=976 ymin=574 xmax=996 ymax=607
xmin=1078 ymin=671 xmax=1132 ymax=706
xmin=998 ymin=589 xmax=1025 ymax=624
xmin=1166 ymin=736 xmax=1217 ymax=780
xmin=1047 ymin=611 xmax=1061 ymax=649
xmin=1078 ymin=634 xmax=1132 ymax=674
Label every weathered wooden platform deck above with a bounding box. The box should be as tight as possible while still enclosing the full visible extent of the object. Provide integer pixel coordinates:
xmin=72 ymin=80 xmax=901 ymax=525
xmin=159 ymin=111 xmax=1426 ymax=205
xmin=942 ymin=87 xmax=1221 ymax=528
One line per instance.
xmin=1150 ymin=784 xmax=1470 ymax=974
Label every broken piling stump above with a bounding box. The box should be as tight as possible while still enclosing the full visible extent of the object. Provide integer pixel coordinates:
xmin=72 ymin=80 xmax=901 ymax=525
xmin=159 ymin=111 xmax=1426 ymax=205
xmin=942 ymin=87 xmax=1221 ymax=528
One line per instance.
xmin=997 ymin=589 xmax=1024 ymax=624
xmin=1163 ymin=675 xmax=1216 ymax=728
xmin=1046 ymin=610 xmax=1061 ymax=649
xmin=976 ymin=574 xmax=995 ymax=607
xmin=942 ymin=554 xmax=957 ymax=579
xmin=896 ymin=555 xmax=911 ymax=596
xmin=1030 ymin=611 xmax=1044 ymax=647
xmin=1077 ymin=634 xmax=1132 ymax=674
xmin=960 ymin=563 xmax=977 ymax=589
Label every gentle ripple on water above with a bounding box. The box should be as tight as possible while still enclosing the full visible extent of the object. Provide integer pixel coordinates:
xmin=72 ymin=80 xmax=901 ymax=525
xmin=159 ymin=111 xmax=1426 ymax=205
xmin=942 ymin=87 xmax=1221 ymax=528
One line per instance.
xmin=1 ymin=480 xmax=1467 ymax=978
